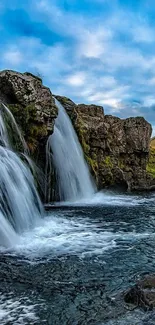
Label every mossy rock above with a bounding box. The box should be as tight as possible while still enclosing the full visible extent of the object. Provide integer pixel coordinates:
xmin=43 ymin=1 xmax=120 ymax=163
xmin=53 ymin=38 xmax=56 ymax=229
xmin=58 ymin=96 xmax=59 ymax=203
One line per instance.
xmin=103 ymin=156 xmax=113 ymax=168
xmin=147 ymin=148 xmax=155 ymax=178
xmin=85 ymin=155 xmax=98 ymax=177
xmin=8 ymin=103 xmax=48 ymax=154
xmin=75 ymin=117 xmax=90 ymax=155
xmin=99 ymin=156 xmax=114 ymax=169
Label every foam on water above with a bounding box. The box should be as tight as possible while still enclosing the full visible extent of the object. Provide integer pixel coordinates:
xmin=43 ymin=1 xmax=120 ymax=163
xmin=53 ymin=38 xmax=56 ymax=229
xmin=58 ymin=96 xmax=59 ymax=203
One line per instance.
xmin=50 ymin=191 xmax=153 ymax=207
xmin=0 ymin=293 xmax=44 ymax=324
xmin=3 ymin=212 xmax=152 ymax=260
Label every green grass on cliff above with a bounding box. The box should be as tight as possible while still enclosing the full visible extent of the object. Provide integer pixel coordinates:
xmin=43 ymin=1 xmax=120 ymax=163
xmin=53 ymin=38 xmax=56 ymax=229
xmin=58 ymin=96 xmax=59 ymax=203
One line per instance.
xmin=150 ymin=137 xmax=155 ymax=149
xmin=147 ymin=147 xmax=155 ymax=178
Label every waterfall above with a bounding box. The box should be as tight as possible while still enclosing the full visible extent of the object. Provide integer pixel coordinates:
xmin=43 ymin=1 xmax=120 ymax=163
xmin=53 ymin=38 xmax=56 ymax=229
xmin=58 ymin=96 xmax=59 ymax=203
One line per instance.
xmin=47 ymin=99 xmax=96 ymax=202
xmin=0 ymin=102 xmax=43 ymax=248
xmin=0 ymin=103 xmax=28 ymax=153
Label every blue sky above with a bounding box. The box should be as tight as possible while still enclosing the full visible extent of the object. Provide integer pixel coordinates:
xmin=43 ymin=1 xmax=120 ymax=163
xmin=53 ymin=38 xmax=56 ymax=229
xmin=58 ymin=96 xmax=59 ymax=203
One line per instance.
xmin=1 ymin=0 xmax=155 ymax=132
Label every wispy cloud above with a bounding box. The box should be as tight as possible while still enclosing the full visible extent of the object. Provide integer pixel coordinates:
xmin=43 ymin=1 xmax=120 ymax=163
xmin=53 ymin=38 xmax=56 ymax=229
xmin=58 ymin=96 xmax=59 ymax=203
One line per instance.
xmin=1 ymin=0 xmax=155 ymax=129
xmin=3 ymin=48 xmax=23 ymax=65
xmin=66 ymin=72 xmax=86 ymax=86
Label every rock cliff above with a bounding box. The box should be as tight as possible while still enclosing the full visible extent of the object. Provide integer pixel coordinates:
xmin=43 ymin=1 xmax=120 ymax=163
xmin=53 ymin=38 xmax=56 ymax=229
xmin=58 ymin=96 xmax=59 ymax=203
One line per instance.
xmin=56 ymin=96 xmax=154 ymax=191
xmin=0 ymin=69 xmax=154 ymax=193
xmin=0 ymin=70 xmax=57 ymax=158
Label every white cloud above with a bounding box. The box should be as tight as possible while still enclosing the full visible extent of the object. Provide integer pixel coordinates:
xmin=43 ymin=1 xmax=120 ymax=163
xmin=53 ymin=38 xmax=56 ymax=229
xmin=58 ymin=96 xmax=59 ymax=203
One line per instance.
xmin=66 ymin=72 xmax=86 ymax=87
xmin=87 ymin=85 xmax=130 ymax=108
xmin=1 ymin=0 xmax=155 ymax=127
xmin=3 ymin=49 xmax=23 ymax=65
xmin=143 ymin=96 xmax=155 ymax=106
xmin=79 ymin=28 xmax=112 ymax=59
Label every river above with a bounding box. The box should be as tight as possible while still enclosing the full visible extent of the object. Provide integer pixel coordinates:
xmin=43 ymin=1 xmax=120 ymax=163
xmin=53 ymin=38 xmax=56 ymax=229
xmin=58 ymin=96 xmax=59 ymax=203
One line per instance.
xmin=0 ymin=192 xmax=155 ymax=324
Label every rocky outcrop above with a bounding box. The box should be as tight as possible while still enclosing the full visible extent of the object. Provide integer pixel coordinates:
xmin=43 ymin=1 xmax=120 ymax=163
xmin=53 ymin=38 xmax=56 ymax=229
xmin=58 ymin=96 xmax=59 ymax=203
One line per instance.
xmin=0 ymin=70 xmax=57 ymax=156
xmin=56 ymin=96 xmax=153 ymax=191
xmin=0 ymin=69 xmax=154 ymax=193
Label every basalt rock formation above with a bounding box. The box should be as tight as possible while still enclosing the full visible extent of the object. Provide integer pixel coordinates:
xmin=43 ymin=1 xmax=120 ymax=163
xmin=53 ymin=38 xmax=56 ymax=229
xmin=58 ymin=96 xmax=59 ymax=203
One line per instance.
xmin=0 ymin=70 xmax=57 ymax=158
xmin=0 ymin=69 xmax=154 ymax=193
xmin=56 ymin=95 xmax=154 ymax=192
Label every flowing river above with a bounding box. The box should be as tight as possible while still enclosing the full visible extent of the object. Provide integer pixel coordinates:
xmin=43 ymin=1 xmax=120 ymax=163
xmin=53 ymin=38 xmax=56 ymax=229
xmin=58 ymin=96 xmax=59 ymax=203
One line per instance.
xmin=0 ymin=101 xmax=154 ymax=324
xmin=1 ymin=193 xmax=155 ymax=324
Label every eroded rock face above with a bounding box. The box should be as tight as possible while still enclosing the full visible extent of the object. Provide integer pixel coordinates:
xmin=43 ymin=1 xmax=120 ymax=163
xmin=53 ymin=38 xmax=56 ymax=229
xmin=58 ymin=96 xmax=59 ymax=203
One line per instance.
xmin=57 ymin=96 xmax=153 ymax=191
xmin=0 ymin=70 xmax=57 ymax=155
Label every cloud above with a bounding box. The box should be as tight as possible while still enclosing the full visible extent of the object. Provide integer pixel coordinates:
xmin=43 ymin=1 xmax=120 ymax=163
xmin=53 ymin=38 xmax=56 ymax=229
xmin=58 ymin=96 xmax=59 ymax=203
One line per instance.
xmin=1 ymin=0 xmax=155 ymax=131
xmin=66 ymin=72 xmax=86 ymax=86
xmin=3 ymin=49 xmax=23 ymax=65
xmin=132 ymin=25 xmax=155 ymax=43
xmin=78 ymin=28 xmax=112 ymax=59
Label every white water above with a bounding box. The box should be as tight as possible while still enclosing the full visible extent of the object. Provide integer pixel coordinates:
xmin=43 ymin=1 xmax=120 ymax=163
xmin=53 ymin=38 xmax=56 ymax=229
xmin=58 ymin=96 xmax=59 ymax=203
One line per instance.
xmin=0 ymin=293 xmax=42 ymax=324
xmin=0 ymin=103 xmax=28 ymax=153
xmin=0 ymin=103 xmax=43 ymax=248
xmin=10 ymin=201 xmax=155 ymax=259
xmin=47 ymin=99 xmax=96 ymax=202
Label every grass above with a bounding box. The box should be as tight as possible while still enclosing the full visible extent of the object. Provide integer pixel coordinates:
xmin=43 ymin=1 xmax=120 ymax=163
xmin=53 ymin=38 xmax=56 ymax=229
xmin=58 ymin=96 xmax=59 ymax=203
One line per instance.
xmin=147 ymin=147 xmax=155 ymax=178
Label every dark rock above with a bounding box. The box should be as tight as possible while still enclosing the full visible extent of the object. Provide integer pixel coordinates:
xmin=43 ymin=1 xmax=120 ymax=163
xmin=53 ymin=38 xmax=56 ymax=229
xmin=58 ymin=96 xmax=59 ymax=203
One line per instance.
xmin=125 ymin=285 xmax=153 ymax=311
xmin=124 ymin=275 xmax=155 ymax=311
xmin=0 ymin=69 xmax=57 ymax=155
xmin=0 ymin=70 xmax=58 ymax=201
xmin=55 ymin=95 xmax=75 ymax=112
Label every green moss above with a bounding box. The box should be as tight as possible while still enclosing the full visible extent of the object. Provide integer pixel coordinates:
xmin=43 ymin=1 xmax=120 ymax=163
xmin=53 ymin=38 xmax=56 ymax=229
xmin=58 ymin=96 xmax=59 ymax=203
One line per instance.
xmin=85 ymin=155 xmax=98 ymax=176
xmin=118 ymin=159 xmax=125 ymax=169
xmin=105 ymin=172 xmax=114 ymax=184
xmin=74 ymin=116 xmax=99 ymax=176
xmin=9 ymin=103 xmax=36 ymax=131
xmin=103 ymin=156 xmax=113 ymax=168
xmin=76 ymin=117 xmax=90 ymax=155
xmin=8 ymin=103 xmax=47 ymax=153
xmin=147 ymin=148 xmax=155 ymax=178
xmin=59 ymin=97 xmax=69 ymax=104
xmin=99 ymin=156 xmax=113 ymax=169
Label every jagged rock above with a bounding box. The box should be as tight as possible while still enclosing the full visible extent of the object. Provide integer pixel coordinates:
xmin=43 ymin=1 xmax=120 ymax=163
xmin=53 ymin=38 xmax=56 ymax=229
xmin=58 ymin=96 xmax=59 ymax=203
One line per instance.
xmin=55 ymin=95 xmax=75 ymax=112
xmin=57 ymin=95 xmax=153 ymax=191
xmin=124 ymin=275 xmax=155 ymax=311
xmin=0 ymin=70 xmax=57 ymax=154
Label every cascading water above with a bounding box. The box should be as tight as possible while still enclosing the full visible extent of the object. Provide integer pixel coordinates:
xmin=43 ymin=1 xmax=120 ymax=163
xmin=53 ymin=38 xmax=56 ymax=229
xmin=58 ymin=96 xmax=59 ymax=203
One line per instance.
xmin=0 ymin=103 xmax=28 ymax=153
xmin=47 ymin=99 xmax=96 ymax=202
xmin=0 ymin=102 xmax=43 ymax=248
